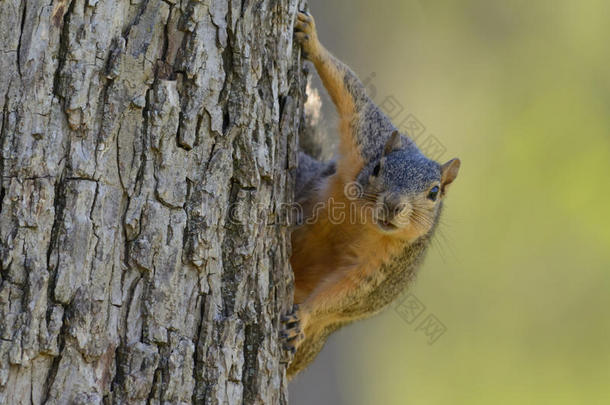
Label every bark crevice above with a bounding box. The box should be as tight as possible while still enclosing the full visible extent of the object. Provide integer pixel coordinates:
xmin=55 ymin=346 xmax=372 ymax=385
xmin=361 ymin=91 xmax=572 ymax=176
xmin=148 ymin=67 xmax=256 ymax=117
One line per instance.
xmin=16 ymin=0 xmax=27 ymax=78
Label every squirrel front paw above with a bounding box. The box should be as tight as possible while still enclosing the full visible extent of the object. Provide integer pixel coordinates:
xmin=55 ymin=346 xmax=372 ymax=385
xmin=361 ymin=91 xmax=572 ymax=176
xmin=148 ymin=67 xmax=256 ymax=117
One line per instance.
xmin=280 ymin=304 xmax=304 ymax=361
xmin=294 ymin=11 xmax=320 ymax=61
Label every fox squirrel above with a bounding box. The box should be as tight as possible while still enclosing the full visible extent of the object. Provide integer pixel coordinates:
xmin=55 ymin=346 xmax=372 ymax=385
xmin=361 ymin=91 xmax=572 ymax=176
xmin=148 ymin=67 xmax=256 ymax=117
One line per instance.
xmin=283 ymin=11 xmax=461 ymax=378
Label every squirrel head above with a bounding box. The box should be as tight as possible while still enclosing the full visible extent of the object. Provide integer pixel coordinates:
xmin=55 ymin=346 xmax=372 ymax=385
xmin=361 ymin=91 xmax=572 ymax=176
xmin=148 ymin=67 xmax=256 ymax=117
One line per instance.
xmin=354 ymin=131 xmax=460 ymax=238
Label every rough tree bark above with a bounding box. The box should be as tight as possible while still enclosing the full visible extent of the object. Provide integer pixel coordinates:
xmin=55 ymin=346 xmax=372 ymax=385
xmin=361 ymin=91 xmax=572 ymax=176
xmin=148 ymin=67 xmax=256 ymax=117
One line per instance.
xmin=0 ymin=0 xmax=307 ymax=403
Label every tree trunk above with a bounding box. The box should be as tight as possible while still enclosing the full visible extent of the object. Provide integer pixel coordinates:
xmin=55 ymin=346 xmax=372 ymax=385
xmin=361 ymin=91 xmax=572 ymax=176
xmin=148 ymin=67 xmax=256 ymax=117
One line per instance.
xmin=0 ymin=0 xmax=306 ymax=403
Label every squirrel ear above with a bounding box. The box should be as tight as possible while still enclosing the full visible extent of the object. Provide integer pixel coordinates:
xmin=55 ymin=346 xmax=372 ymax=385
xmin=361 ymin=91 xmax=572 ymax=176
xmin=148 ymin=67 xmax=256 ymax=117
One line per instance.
xmin=383 ymin=131 xmax=402 ymax=156
xmin=441 ymin=158 xmax=461 ymax=190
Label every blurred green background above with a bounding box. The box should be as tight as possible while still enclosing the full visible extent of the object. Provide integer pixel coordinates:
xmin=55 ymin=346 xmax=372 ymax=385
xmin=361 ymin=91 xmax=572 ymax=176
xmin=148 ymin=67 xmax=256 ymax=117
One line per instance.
xmin=290 ymin=0 xmax=610 ymax=404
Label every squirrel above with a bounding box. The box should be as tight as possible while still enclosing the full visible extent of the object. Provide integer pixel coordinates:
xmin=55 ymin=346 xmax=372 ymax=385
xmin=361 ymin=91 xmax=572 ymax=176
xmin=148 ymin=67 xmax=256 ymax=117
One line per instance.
xmin=282 ymin=11 xmax=461 ymax=379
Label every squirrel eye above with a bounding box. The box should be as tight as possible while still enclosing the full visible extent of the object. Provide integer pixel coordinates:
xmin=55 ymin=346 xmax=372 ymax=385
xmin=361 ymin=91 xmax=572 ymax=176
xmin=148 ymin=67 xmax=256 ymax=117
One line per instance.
xmin=427 ymin=186 xmax=440 ymax=201
xmin=372 ymin=163 xmax=381 ymax=177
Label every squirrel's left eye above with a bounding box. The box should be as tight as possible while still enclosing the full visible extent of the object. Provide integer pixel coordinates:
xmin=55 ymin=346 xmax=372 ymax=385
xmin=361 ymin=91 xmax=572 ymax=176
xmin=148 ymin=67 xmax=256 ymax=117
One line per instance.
xmin=427 ymin=186 xmax=440 ymax=201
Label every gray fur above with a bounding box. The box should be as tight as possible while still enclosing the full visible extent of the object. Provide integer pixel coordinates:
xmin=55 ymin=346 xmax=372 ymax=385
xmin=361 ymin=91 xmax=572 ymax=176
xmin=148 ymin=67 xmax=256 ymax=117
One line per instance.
xmin=336 ymin=58 xmax=441 ymax=195
xmin=295 ymin=152 xmax=336 ymax=202
xmin=358 ymin=148 xmax=441 ymax=196
xmin=341 ymin=66 xmax=408 ymax=162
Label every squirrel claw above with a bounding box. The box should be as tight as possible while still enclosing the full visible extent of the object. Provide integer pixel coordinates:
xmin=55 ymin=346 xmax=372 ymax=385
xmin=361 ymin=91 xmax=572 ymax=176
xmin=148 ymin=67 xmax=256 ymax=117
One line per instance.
xmin=280 ymin=305 xmax=303 ymax=362
xmin=294 ymin=20 xmax=309 ymax=34
xmin=282 ymin=345 xmax=297 ymax=355
xmin=281 ymin=307 xmax=299 ymax=325
xmin=297 ymin=10 xmax=312 ymax=21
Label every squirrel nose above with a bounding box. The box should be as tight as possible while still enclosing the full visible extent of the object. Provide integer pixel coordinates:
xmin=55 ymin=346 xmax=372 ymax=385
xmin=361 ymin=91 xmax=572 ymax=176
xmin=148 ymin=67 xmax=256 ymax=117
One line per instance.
xmin=390 ymin=203 xmax=406 ymax=218
xmin=383 ymin=197 xmax=407 ymax=220
xmin=387 ymin=201 xmax=410 ymax=221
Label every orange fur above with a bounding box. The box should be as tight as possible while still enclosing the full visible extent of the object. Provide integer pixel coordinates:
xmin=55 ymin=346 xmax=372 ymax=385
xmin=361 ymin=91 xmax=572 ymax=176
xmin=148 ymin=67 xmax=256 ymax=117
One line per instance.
xmin=291 ymin=174 xmax=418 ymax=318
